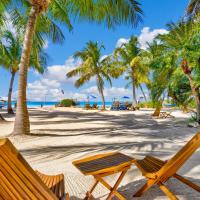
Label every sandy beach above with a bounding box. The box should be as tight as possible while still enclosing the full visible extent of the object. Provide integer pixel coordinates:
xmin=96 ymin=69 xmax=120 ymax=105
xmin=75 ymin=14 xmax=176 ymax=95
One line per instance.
xmin=0 ymin=107 xmax=199 ymax=199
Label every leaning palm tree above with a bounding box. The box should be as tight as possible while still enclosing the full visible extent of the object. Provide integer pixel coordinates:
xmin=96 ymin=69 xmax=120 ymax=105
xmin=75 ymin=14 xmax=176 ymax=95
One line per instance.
xmin=145 ymin=41 xmax=178 ymax=116
xmin=0 ymin=30 xmax=46 ymax=114
xmin=114 ymin=36 xmax=141 ymax=107
xmin=159 ymin=20 xmax=200 ymax=123
xmin=11 ymin=0 xmax=143 ymax=135
xmin=67 ymin=41 xmax=114 ymax=110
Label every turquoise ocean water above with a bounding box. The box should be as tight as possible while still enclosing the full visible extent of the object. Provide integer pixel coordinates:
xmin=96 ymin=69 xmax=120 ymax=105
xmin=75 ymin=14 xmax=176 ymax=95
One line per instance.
xmin=4 ymin=101 xmax=113 ymax=108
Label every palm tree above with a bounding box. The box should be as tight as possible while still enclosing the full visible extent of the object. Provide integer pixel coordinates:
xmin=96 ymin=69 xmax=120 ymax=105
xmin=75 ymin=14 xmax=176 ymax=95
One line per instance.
xmin=125 ymin=56 xmax=149 ymax=102
xmin=159 ymin=21 xmax=200 ymax=122
xmin=67 ymin=41 xmax=114 ymax=110
xmin=114 ymin=36 xmax=142 ymax=107
xmin=145 ymin=41 xmax=177 ymax=116
xmin=10 ymin=0 xmax=143 ymax=135
xmin=0 ymin=30 xmax=46 ymax=114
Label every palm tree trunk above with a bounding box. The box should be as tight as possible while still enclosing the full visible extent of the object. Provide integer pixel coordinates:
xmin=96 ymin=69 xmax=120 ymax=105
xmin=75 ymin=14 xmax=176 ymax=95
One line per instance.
xmin=7 ymin=71 xmax=15 ymax=114
xmin=13 ymin=6 xmax=40 ymax=135
xmin=100 ymin=88 xmax=106 ymax=110
xmin=187 ymin=74 xmax=200 ymax=123
xmin=152 ymin=106 xmax=161 ymax=116
xmin=132 ymin=78 xmax=137 ymax=107
xmin=181 ymin=59 xmax=200 ymax=123
xmin=139 ymin=84 xmax=147 ymax=102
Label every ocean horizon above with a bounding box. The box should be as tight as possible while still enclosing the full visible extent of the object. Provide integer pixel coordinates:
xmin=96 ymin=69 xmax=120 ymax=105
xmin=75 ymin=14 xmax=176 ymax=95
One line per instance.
xmin=3 ymin=101 xmax=114 ymax=108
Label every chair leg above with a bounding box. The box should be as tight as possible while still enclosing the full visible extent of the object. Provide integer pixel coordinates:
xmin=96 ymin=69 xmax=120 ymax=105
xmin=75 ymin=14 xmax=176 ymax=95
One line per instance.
xmin=157 ymin=182 xmax=178 ymax=200
xmin=84 ymin=180 xmax=99 ymax=200
xmin=133 ymin=179 xmax=155 ymax=197
xmin=95 ymin=174 xmax=126 ymax=200
xmin=106 ymin=170 xmax=128 ymax=200
xmin=174 ymin=174 xmax=200 ymax=192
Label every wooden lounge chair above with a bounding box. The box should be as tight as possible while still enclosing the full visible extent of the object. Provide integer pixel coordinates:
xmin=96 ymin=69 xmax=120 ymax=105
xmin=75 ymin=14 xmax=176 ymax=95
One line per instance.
xmin=0 ymin=138 xmax=69 ymax=200
xmin=133 ymin=131 xmax=200 ymax=199
xmin=73 ymin=152 xmax=135 ymax=200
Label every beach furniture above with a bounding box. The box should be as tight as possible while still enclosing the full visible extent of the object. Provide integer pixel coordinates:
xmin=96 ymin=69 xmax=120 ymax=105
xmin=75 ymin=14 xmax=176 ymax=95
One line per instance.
xmin=0 ymin=138 xmax=69 ymax=200
xmin=73 ymin=152 xmax=134 ymax=200
xmin=133 ymin=131 xmax=200 ymax=199
xmin=158 ymin=111 xmax=174 ymax=118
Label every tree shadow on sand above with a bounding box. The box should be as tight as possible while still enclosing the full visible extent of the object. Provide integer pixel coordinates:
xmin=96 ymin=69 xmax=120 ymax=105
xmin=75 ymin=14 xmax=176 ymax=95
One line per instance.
xmin=117 ymin=176 xmax=200 ymax=200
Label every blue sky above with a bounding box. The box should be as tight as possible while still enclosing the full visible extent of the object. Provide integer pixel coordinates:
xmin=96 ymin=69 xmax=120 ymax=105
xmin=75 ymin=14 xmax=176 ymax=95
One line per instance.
xmin=0 ymin=0 xmax=189 ymax=102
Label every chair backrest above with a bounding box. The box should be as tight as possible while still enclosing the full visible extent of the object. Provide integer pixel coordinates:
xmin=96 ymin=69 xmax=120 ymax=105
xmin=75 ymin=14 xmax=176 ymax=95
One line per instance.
xmin=157 ymin=132 xmax=200 ymax=181
xmin=0 ymin=138 xmax=58 ymax=200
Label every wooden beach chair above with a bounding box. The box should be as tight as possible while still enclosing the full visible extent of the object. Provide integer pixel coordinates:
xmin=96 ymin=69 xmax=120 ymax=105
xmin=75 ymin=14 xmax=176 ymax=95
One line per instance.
xmin=133 ymin=131 xmax=200 ymax=199
xmin=73 ymin=152 xmax=135 ymax=200
xmin=0 ymin=138 xmax=69 ymax=200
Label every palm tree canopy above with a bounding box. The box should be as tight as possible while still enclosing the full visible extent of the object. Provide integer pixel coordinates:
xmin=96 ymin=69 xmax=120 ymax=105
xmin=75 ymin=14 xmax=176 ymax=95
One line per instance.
xmin=114 ymin=36 xmax=141 ymax=66
xmin=67 ymin=41 xmax=114 ymax=90
xmin=10 ymin=0 xmax=143 ymax=32
xmin=0 ymin=29 xmax=47 ymax=73
xmin=114 ymin=36 xmax=149 ymax=87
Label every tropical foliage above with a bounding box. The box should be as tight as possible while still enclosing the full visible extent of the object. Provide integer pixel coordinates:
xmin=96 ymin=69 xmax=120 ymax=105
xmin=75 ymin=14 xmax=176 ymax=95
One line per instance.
xmin=158 ymin=20 xmax=200 ymax=122
xmin=67 ymin=41 xmax=120 ymax=110
xmin=7 ymin=0 xmax=143 ymax=135
xmin=0 ymin=29 xmax=46 ymax=114
xmin=114 ymin=36 xmax=148 ymax=107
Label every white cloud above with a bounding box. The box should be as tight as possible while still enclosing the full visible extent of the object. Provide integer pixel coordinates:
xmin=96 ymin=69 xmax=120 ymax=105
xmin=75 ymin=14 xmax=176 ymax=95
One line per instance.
xmin=44 ymin=56 xmax=81 ymax=83
xmin=82 ymin=86 xmax=132 ymax=100
xmin=25 ymin=56 xmax=86 ymax=101
xmin=138 ymin=27 xmax=168 ymax=50
xmin=115 ymin=27 xmax=168 ymax=50
xmin=116 ymin=38 xmax=129 ymax=48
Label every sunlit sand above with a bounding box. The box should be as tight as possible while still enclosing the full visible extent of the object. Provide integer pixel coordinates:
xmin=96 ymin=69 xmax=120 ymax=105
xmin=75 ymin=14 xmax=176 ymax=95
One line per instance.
xmin=0 ymin=107 xmax=199 ymax=199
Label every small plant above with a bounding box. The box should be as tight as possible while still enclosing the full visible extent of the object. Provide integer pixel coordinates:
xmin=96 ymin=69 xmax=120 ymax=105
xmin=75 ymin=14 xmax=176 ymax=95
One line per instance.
xmin=188 ymin=112 xmax=198 ymax=123
xmin=60 ymin=99 xmax=76 ymax=107
xmin=84 ymin=103 xmax=91 ymax=109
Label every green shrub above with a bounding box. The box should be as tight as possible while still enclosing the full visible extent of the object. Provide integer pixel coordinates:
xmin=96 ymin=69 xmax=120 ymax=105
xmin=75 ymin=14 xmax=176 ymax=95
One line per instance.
xmin=60 ymin=99 xmax=76 ymax=107
xmin=84 ymin=103 xmax=91 ymax=109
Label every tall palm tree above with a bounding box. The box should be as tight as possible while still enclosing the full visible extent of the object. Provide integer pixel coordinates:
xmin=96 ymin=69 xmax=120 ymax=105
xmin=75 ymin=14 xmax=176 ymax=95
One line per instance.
xmin=159 ymin=20 xmax=200 ymax=122
xmin=0 ymin=30 xmax=46 ymax=114
xmin=11 ymin=0 xmax=143 ymax=135
xmin=67 ymin=41 xmax=115 ymax=110
xmin=125 ymin=56 xmax=149 ymax=102
xmin=114 ymin=36 xmax=142 ymax=107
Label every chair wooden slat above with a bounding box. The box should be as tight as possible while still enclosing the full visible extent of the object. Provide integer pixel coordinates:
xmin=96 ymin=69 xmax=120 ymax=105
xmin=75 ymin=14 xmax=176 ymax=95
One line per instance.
xmin=0 ymin=138 xmax=69 ymax=200
xmin=35 ymin=171 xmax=65 ymax=199
xmin=73 ymin=152 xmax=134 ymax=175
xmin=133 ymin=131 xmax=200 ymax=199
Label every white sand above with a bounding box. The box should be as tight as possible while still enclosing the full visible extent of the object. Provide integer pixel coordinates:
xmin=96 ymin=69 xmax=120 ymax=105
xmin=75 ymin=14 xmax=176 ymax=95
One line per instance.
xmin=0 ymin=107 xmax=199 ymax=199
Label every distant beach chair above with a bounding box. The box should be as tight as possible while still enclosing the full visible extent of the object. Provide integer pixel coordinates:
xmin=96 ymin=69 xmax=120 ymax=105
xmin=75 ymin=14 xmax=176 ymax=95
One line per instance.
xmin=0 ymin=138 xmax=69 ymax=200
xmin=111 ymin=101 xmax=120 ymax=110
xmin=133 ymin=131 xmax=200 ymax=199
